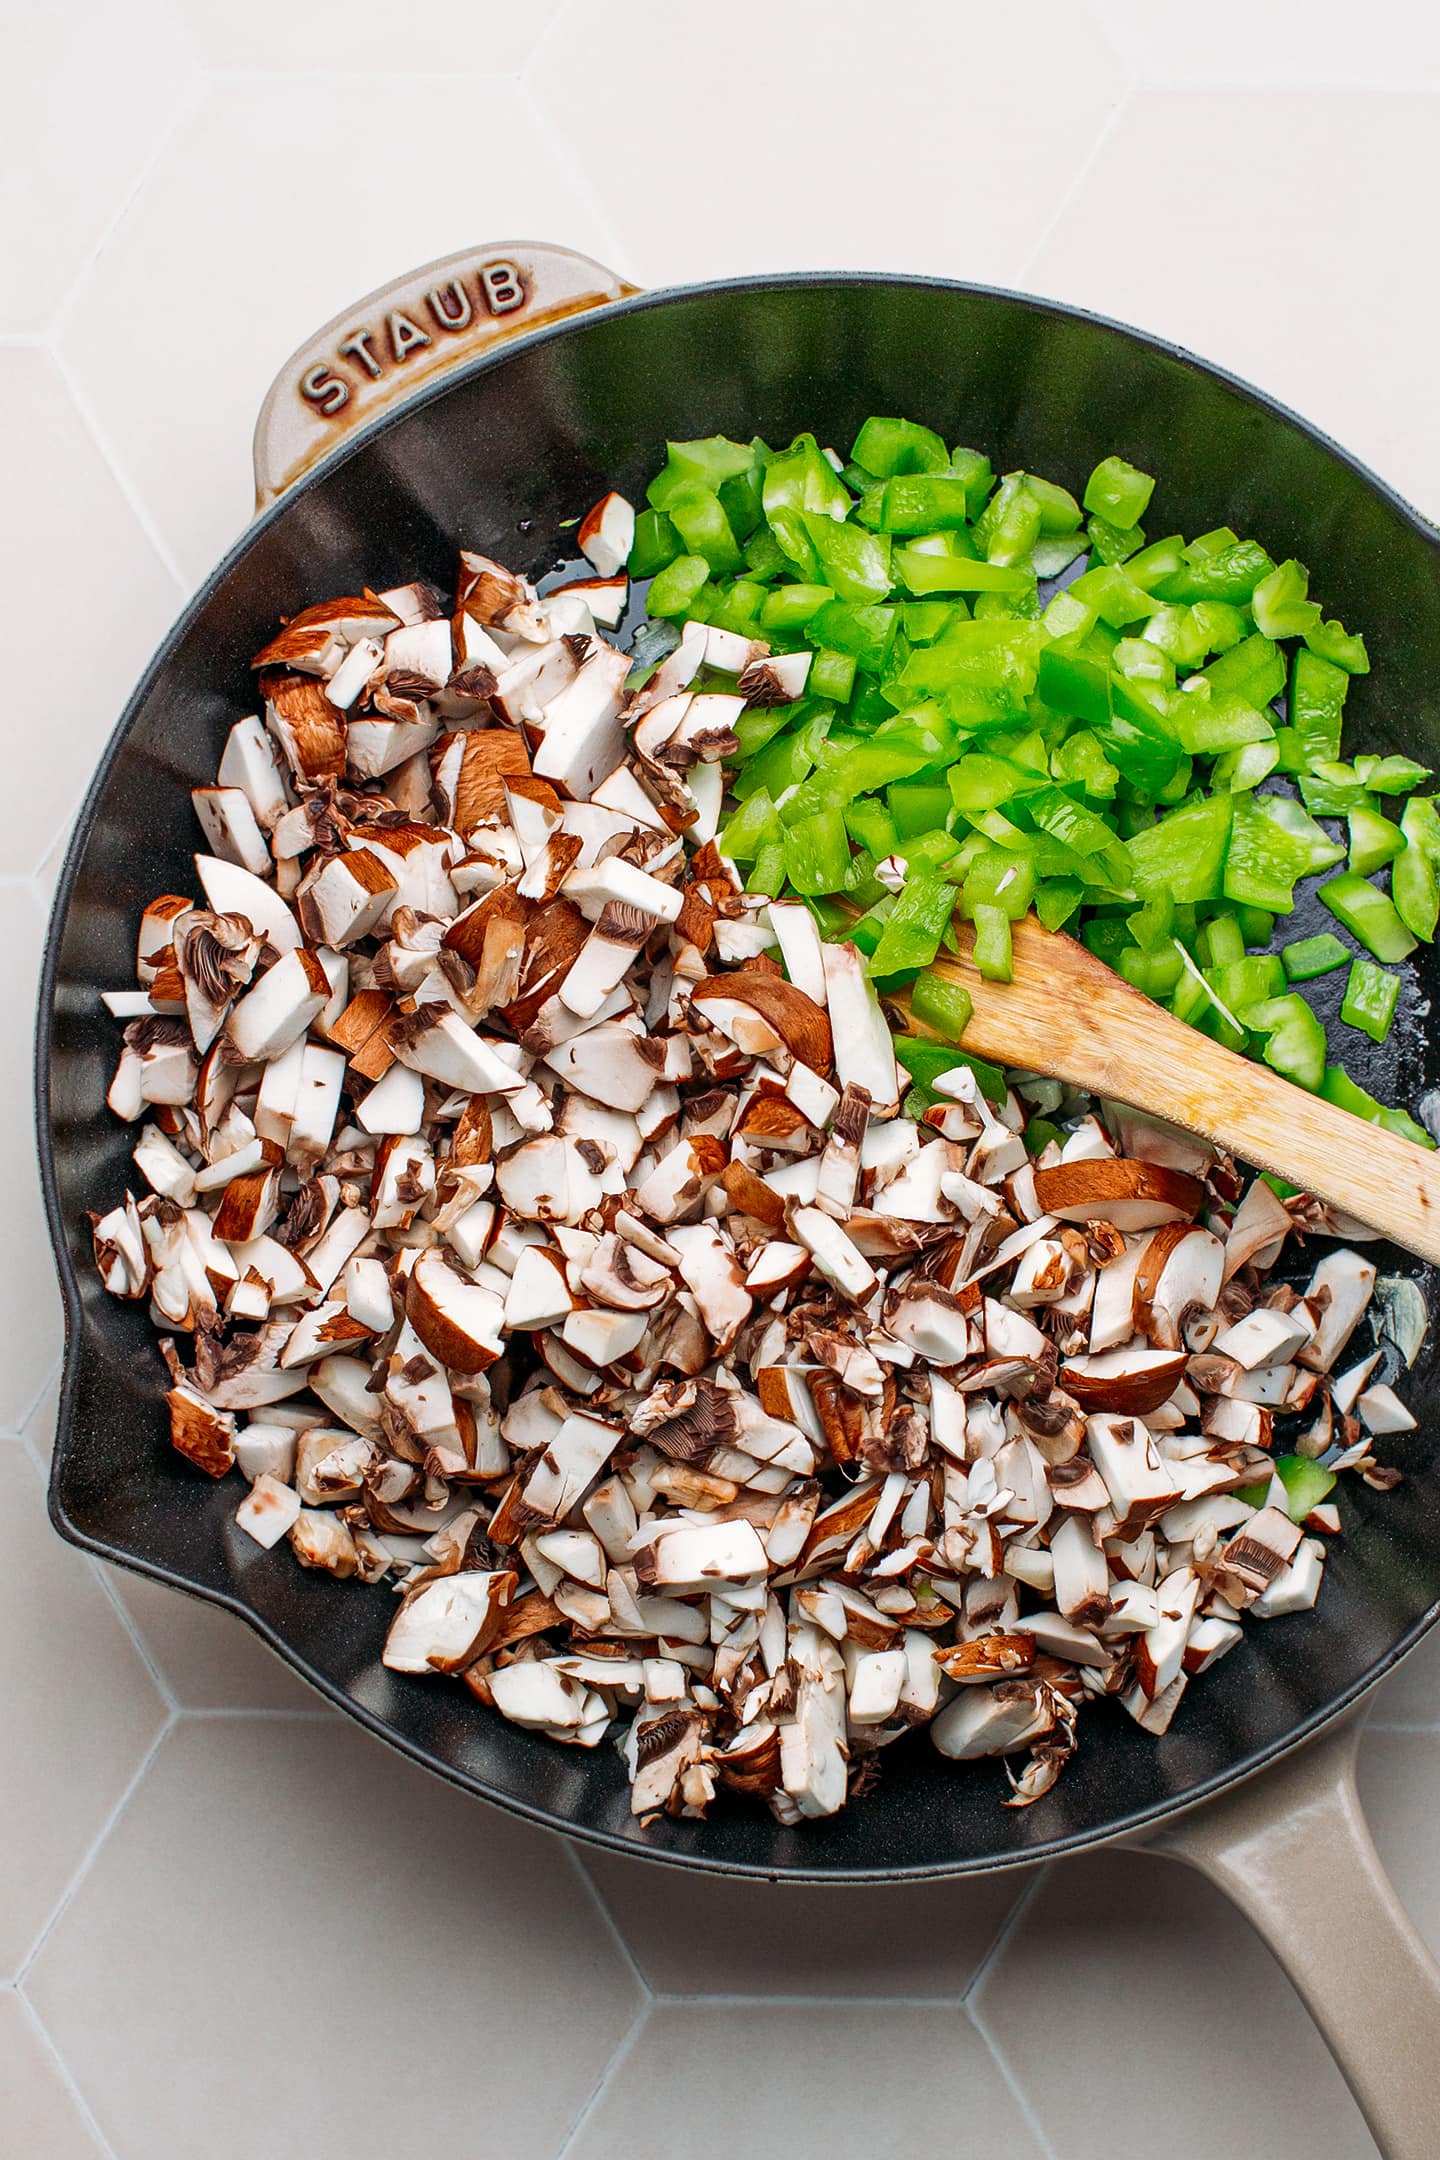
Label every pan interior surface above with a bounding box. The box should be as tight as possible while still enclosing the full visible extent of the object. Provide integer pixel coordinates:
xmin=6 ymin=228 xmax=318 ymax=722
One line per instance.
xmin=42 ymin=275 xmax=1440 ymax=1878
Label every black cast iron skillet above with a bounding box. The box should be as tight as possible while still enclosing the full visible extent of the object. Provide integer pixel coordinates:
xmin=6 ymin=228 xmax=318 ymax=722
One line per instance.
xmin=37 ymin=243 xmax=1440 ymax=2154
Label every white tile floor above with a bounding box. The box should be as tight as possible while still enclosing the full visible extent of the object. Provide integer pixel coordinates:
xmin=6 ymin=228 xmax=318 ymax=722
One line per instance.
xmin=6 ymin=2 xmax=1440 ymax=2153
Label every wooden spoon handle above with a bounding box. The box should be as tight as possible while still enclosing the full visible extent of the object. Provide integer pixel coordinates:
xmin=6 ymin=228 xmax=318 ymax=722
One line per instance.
xmin=907 ymin=914 xmax=1440 ymax=1265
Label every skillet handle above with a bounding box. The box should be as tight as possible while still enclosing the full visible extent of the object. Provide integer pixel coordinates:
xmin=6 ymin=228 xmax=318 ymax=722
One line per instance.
xmin=1137 ymin=1704 xmax=1440 ymax=2159
xmin=252 ymin=240 xmax=641 ymax=510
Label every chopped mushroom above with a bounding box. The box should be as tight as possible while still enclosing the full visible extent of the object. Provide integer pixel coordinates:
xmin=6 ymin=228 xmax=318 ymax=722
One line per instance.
xmin=88 ymin=517 xmax=1422 ymax=1830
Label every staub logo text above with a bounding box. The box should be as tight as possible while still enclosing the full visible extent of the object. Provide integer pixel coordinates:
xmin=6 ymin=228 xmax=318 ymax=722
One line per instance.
xmin=298 ymin=259 xmax=528 ymax=418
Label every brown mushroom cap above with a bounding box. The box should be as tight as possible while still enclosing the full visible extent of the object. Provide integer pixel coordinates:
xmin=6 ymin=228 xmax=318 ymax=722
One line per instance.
xmin=689 ymin=970 xmax=833 ymax=1074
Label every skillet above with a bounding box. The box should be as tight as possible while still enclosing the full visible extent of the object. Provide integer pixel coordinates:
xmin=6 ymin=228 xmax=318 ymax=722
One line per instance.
xmin=37 ymin=242 xmax=1440 ymax=2155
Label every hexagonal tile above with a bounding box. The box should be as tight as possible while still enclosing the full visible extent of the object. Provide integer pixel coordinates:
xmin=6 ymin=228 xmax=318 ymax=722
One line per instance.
xmin=1081 ymin=0 xmax=1440 ymax=84
xmin=581 ymin=1848 xmax=1028 ymax=1998
xmin=0 ymin=1989 xmax=105 ymax=2160
xmin=0 ymin=71 xmax=188 ymax=331
xmin=0 ymin=1440 xmax=167 ymax=1978
xmin=533 ymin=0 xmax=1128 ymax=296
xmin=7 ymin=0 xmax=195 ymax=71
xmin=59 ymin=77 xmax=625 ymax=586
xmin=1026 ymin=91 xmax=1440 ymax=524
xmin=105 ymin=1565 xmax=324 ymax=1712
xmin=1358 ymin=1728 xmax=1440 ymax=1960
xmin=0 ymin=348 xmax=184 ymax=878
xmin=26 ymin=1719 xmax=643 ymax=2160
xmin=974 ymin=1850 xmax=1374 ymax=2159
xmin=0 ymin=882 xmax=67 ymax=1431
xmin=191 ymin=0 xmax=564 ymax=72
xmin=567 ymin=2001 xmax=1043 ymax=2160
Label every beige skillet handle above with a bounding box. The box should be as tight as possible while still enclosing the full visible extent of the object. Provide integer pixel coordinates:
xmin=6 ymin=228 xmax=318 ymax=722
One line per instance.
xmin=252 ymin=241 xmax=641 ymax=509
xmin=1136 ymin=1704 xmax=1440 ymax=2159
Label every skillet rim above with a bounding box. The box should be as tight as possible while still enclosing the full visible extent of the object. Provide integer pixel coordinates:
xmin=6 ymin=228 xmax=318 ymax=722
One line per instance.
xmin=36 ymin=266 xmax=1440 ymax=1881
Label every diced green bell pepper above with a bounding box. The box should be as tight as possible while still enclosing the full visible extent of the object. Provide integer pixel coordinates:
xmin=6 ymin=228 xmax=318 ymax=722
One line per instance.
xmin=888 ymin=780 xmax=953 ymax=838
xmin=1290 ymin=646 xmax=1347 ymax=767
xmin=1197 ymin=912 xmax=1245 ymax=968
xmin=629 ymin=508 xmax=682 ymax=579
xmin=1087 ymin=515 xmax=1144 ymax=565
xmin=1212 ymin=740 xmax=1282 ymax=792
xmin=1084 ymin=456 xmax=1155 ymax=529
xmin=1340 ymin=957 xmax=1400 ymax=1043
xmin=1052 ymin=728 xmax=1118 ymax=798
xmin=760 ymin=583 xmax=833 ymax=631
xmin=1348 ymin=804 xmax=1403 ymax=877
xmin=1392 ymin=795 xmax=1440 ymax=941
xmin=868 ymin=873 xmax=958 ymax=978
xmin=1274 ymin=1456 xmax=1336 ymax=1523
xmin=1281 ymin=933 xmax=1350 ymax=981
xmin=909 ymin=971 xmax=973 ymax=1041
xmin=1117 ymin=944 xmax=1184 ymax=997
xmin=879 ymin=475 xmax=975 ymax=532
xmin=782 ymin=807 xmax=851 ymax=895
xmin=971 ymin=903 xmax=1013 ymax=980
xmin=1356 ymin=753 xmax=1432 ymax=794
xmin=1223 ymin=793 xmax=1344 ymax=911
xmin=1037 ymin=640 xmax=1111 ymax=726
xmin=1239 ymin=993 xmax=1327 ymax=1092
xmin=1154 ymin=538 xmax=1275 ymax=606
xmin=719 ymin=788 xmax=782 ymax=862
xmin=948 ymin=448 xmax=995 ymax=519
xmin=1321 ymin=1066 xmax=1435 ymax=1148
xmin=851 ymin=416 xmax=949 ymax=478
xmin=810 ymin=649 xmax=856 ymax=703
xmin=1023 ymin=473 xmax=1083 ymax=533
xmin=748 ymin=840 xmax=786 ymax=896
xmin=1036 ymin=879 xmax=1084 ymax=931
xmin=1304 ymin=617 xmax=1370 ymax=674
xmin=1068 ymin=565 xmax=1160 ymax=628
xmin=658 ymin=435 xmax=757 ymax=496
xmin=1125 ymin=534 xmax=1186 ymax=591
xmin=743 ymin=527 xmax=789 ymax=581
xmin=802 ymin=512 xmax=893 ymax=603
xmin=1126 ymin=793 xmax=1232 ymax=903
xmin=957 ymin=843 xmax=1037 ymax=920
xmin=844 ymin=799 xmax=900 ymax=860
xmin=1318 ymin=871 xmax=1418 ymax=962
xmin=1204 ymin=633 xmax=1285 ymax=711
xmin=894 ymin=1033 xmax=1007 ymax=1104
xmin=896 ymin=549 xmax=1032 ymax=596
xmin=646 ymin=553 xmax=711 ymax=619
xmin=1251 ymin=557 xmax=1320 ymax=640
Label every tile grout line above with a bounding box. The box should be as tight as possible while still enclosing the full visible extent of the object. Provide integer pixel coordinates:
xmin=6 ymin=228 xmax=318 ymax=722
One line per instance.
xmin=511 ymin=73 xmax=636 ymax=281
xmin=14 ymin=1985 xmax=122 ymax=2160
xmin=552 ymin=1998 xmax=652 ymax=2160
xmin=967 ymin=1990 xmax=1061 ymax=2160
xmin=184 ymin=65 xmax=556 ymax=81
xmin=565 ymin=1846 xmax=654 ymax=2003
xmin=47 ymin=79 xmax=199 ymax=340
xmin=963 ymin=1867 xmax=1060 ymax=2160
xmin=180 ymin=1705 xmax=339 ymax=1720
xmin=88 ymin=1560 xmax=181 ymax=1718
xmin=48 ymin=345 xmax=193 ymax=597
xmin=1014 ymin=81 xmax=1133 ymax=292
xmin=15 ymin=1712 xmax=176 ymax=1988
xmin=963 ymin=1863 xmax=1050 ymax=2007
xmin=520 ymin=0 xmax=577 ymax=86
xmin=15 ymin=1353 xmax=65 ymax=1472
xmin=650 ymin=1988 xmax=974 ymax=2008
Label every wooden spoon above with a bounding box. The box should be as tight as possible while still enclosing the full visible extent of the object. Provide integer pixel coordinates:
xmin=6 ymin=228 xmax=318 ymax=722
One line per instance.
xmin=893 ymin=912 xmax=1440 ymax=1266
